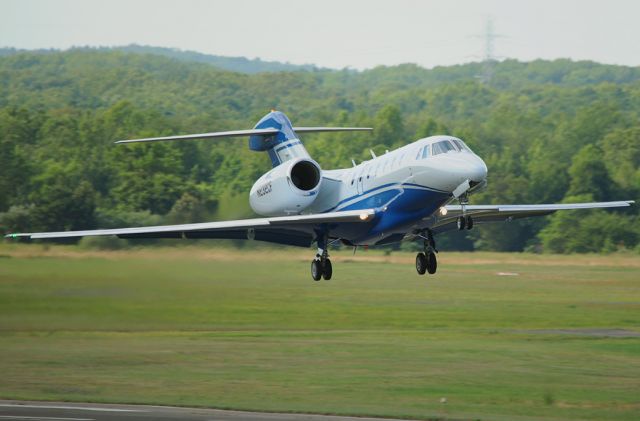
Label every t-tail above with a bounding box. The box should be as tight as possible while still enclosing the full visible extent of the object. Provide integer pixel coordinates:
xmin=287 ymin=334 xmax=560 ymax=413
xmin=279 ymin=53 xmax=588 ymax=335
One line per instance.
xmin=115 ymin=110 xmax=371 ymax=168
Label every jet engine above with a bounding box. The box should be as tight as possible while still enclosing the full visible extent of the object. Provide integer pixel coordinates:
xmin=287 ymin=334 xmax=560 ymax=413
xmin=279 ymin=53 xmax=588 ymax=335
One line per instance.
xmin=250 ymin=158 xmax=322 ymax=216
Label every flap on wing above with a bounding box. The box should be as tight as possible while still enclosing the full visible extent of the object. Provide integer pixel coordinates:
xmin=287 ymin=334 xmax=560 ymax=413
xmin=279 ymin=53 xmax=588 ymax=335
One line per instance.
xmin=6 ymin=209 xmax=377 ymax=240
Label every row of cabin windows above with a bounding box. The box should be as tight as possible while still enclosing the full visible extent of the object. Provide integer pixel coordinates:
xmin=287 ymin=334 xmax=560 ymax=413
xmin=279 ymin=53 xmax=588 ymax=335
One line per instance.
xmin=349 ymin=139 xmax=473 ymax=186
xmin=349 ymin=152 xmax=406 ymax=186
xmin=415 ymin=138 xmax=470 ymax=159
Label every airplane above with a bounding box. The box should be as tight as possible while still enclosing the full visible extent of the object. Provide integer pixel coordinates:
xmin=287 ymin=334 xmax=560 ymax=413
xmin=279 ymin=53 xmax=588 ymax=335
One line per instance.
xmin=6 ymin=110 xmax=634 ymax=281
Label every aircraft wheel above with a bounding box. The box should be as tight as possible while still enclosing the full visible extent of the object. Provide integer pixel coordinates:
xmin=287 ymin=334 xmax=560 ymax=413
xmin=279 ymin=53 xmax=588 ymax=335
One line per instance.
xmin=466 ymin=215 xmax=474 ymax=230
xmin=322 ymin=258 xmax=333 ymax=280
xmin=416 ymin=252 xmax=427 ymax=275
xmin=457 ymin=216 xmax=466 ymax=231
xmin=426 ymin=251 xmax=437 ymax=274
xmin=311 ymin=260 xmax=323 ymax=281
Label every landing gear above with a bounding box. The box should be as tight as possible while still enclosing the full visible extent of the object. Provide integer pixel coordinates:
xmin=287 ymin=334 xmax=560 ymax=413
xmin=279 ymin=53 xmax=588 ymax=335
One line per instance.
xmin=426 ymin=251 xmax=437 ymax=274
xmin=416 ymin=253 xmax=427 ymax=275
xmin=465 ymin=215 xmax=473 ymax=230
xmin=457 ymin=193 xmax=474 ymax=231
xmin=311 ymin=232 xmax=332 ymax=281
xmin=416 ymin=229 xmax=438 ymax=275
xmin=323 ymin=258 xmax=332 ymax=280
xmin=457 ymin=215 xmax=474 ymax=230
xmin=311 ymin=259 xmax=323 ymax=281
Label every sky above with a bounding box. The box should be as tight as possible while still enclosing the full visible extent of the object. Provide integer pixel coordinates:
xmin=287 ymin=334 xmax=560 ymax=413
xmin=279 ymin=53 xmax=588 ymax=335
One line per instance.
xmin=2 ymin=0 xmax=639 ymax=70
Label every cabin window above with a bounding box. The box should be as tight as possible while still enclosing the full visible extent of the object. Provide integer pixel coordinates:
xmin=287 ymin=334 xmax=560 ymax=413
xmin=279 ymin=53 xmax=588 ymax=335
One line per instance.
xmin=432 ymin=140 xmax=456 ymax=155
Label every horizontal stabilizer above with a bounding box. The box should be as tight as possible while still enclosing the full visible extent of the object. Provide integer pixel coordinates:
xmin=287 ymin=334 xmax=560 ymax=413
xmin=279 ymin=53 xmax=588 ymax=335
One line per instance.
xmin=115 ymin=128 xmax=279 ymax=144
xmin=293 ymin=127 xmax=373 ymax=133
xmin=115 ymin=127 xmax=372 ymax=144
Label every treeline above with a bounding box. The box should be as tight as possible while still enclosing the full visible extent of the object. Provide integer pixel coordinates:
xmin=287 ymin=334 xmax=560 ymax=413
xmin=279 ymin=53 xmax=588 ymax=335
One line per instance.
xmin=0 ymin=45 xmax=322 ymax=74
xmin=0 ymin=50 xmax=638 ymax=252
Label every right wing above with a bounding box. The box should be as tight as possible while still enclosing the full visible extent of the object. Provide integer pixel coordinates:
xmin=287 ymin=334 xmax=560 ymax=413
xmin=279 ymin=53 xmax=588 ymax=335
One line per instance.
xmin=428 ymin=200 xmax=634 ymax=233
xmin=5 ymin=209 xmax=377 ymax=248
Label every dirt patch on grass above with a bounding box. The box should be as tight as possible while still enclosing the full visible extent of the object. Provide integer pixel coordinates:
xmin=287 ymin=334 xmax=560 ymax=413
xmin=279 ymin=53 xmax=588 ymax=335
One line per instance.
xmin=514 ymin=329 xmax=640 ymax=337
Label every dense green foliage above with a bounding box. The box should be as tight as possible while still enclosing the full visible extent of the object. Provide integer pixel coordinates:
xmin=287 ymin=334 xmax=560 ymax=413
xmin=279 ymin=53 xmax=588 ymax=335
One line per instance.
xmin=0 ymin=49 xmax=638 ymax=252
xmin=0 ymin=45 xmax=322 ymax=74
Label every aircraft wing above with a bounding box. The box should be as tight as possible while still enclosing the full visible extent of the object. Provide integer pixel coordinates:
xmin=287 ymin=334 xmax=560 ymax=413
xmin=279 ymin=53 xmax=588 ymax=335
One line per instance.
xmin=6 ymin=209 xmax=376 ymax=248
xmin=429 ymin=201 xmax=634 ymax=233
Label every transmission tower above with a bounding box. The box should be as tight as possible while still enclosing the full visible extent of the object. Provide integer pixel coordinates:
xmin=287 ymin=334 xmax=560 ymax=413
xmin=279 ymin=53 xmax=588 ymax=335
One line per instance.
xmin=479 ymin=17 xmax=502 ymax=84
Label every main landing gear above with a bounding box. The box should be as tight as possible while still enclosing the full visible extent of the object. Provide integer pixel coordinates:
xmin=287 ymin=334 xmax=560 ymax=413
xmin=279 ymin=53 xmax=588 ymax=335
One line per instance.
xmin=311 ymin=254 xmax=332 ymax=281
xmin=416 ymin=229 xmax=437 ymax=275
xmin=311 ymin=232 xmax=332 ymax=281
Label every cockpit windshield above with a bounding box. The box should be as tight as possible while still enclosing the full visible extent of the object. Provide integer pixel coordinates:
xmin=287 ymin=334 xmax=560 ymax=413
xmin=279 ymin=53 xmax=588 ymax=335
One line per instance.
xmin=451 ymin=138 xmax=471 ymax=152
xmin=432 ymin=140 xmax=457 ymax=155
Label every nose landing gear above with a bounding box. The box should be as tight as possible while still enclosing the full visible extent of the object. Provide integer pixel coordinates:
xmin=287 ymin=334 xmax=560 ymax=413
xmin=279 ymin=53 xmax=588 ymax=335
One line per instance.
xmin=416 ymin=229 xmax=438 ymax=275
xmin=457 ymin=215 xmax=473 ymax=230
xmin=456 ymin=193 xmax=474 ymax=231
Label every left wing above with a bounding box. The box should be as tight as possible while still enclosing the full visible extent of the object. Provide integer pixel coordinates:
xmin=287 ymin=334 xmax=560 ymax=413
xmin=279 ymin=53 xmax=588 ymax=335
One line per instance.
xmin=5 ymin=209 xmax=377 ymax=248
xmin=429 ymin=201 xmax=634 ymax=233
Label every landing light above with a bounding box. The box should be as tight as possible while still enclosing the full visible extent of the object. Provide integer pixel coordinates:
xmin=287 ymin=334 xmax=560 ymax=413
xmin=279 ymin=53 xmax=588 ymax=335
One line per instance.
xmin=359 ymin=213 xmax=369 ymax=221
xmin=439 ymin=207 xmax=448 ymax=216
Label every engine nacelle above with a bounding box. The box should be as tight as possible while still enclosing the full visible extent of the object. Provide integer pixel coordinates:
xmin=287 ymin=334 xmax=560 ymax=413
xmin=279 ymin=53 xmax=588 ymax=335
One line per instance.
xmin=250 ymin=158 xmax=322 ymax=216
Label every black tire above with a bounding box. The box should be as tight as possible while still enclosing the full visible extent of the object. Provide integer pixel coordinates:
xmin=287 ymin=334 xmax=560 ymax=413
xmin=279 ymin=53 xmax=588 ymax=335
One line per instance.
xmin=426 ymin=251 xmax=437 ymax=274
xmin=322 ymin=258 xmax=333 ymax=280
xmin=416 ymin=252 xmax=427 ymax=275
xmin=457 ymin=216 xmax=466 ymax=231
xmin=466 ymin=215 xmax=474 ymax=230
xmin=311 ymin=260 xmax=323 ymax=281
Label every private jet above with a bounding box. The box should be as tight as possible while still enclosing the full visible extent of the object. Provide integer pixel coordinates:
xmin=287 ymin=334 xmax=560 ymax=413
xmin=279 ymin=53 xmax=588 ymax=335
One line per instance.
xmin=7 ymin=111 xmax=634 ymax=280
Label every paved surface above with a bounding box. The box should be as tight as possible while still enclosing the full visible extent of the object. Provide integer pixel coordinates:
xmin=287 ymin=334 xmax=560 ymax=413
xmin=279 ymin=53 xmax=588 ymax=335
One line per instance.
xmin=0 ymin=401 xmax=409 ymax=421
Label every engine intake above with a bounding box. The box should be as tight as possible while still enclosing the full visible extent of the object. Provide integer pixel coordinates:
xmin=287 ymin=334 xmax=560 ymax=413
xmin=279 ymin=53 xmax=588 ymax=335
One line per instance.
xmin=290 ymin=160 xmax=321 ymax=191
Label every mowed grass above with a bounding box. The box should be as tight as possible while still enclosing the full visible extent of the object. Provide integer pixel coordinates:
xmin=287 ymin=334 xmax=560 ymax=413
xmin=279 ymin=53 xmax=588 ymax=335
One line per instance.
xmin=0 ymin=245 xmax=639 ymax=420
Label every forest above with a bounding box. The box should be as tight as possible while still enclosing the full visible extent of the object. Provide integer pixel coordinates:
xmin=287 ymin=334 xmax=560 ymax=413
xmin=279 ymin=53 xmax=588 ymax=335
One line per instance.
xmin=0 ymin=48 xmax=638 ymax=252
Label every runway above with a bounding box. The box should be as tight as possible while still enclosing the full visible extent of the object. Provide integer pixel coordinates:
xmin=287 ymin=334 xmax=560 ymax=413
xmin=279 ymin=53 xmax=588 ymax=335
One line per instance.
xmin=0 ymin=401 xmax=409 ymax=421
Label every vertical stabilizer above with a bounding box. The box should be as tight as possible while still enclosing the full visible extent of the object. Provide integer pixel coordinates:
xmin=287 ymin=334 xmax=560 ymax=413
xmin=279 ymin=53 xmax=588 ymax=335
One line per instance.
xmin=249 ymin=111 xmax=311 ymax=167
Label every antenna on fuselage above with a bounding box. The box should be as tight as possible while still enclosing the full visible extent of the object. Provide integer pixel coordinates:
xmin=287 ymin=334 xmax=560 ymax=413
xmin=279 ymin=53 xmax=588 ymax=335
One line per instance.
xmin=351 ymin=159 xmax=357 ymax=167
xmin=370 ymin=149 xmax=377 ymax=159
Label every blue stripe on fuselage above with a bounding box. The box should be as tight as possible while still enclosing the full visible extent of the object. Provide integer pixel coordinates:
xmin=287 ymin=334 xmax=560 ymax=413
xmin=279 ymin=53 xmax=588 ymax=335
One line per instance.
xmin=323 ymin=182 xmax=449 ymax=213
xmin=322 ymin=183 xmax=451 ymax=244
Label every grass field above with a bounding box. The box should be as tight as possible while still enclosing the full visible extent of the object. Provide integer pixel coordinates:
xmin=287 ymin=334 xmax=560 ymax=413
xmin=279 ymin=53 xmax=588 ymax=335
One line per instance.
xmin=0 ymin=244 xmax=639 ymax=420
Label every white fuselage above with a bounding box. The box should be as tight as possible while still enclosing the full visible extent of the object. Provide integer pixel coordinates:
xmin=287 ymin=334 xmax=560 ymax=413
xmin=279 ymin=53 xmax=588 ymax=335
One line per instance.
xmin=306 ymin=135 xmax=487 ymax=214
xmin=249 ymin=135 xmax=487 ymax=245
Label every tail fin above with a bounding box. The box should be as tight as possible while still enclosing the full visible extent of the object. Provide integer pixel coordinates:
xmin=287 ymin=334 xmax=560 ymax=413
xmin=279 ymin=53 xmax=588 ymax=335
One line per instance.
xmin=249 ymin=111 xmax=311 ymax=167
xmin=116 ymin=110 xmax=371 ymax=168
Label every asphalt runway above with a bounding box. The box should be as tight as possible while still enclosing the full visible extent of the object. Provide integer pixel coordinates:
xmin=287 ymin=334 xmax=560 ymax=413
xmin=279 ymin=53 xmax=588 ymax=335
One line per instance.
xmin=0 ymin=401 xmax=408 ymax=421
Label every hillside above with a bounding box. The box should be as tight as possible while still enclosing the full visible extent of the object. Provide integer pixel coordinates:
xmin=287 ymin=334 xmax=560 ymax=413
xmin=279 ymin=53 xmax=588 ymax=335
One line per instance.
xmin=0 ymin=50 xmax=638 ymax=252
xmin=0 ymin=45 xmax=323 ymax=74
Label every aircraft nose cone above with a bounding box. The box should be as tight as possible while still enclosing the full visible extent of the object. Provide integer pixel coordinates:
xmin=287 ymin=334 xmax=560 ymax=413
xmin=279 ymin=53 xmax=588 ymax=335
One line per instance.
xmin=468 ymin=156 xmax=488 ymax=183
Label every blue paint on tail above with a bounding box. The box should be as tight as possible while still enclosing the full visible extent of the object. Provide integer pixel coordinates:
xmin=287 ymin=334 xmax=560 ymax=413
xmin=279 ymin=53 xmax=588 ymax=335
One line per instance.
xmin=249 ymin=111 xmax=301 ymax=167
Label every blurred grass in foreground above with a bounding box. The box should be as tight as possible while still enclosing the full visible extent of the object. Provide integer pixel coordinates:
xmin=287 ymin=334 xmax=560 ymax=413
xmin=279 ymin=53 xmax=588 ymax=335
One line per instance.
xmin=0 ymin=244 xmax=639 ymax=421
